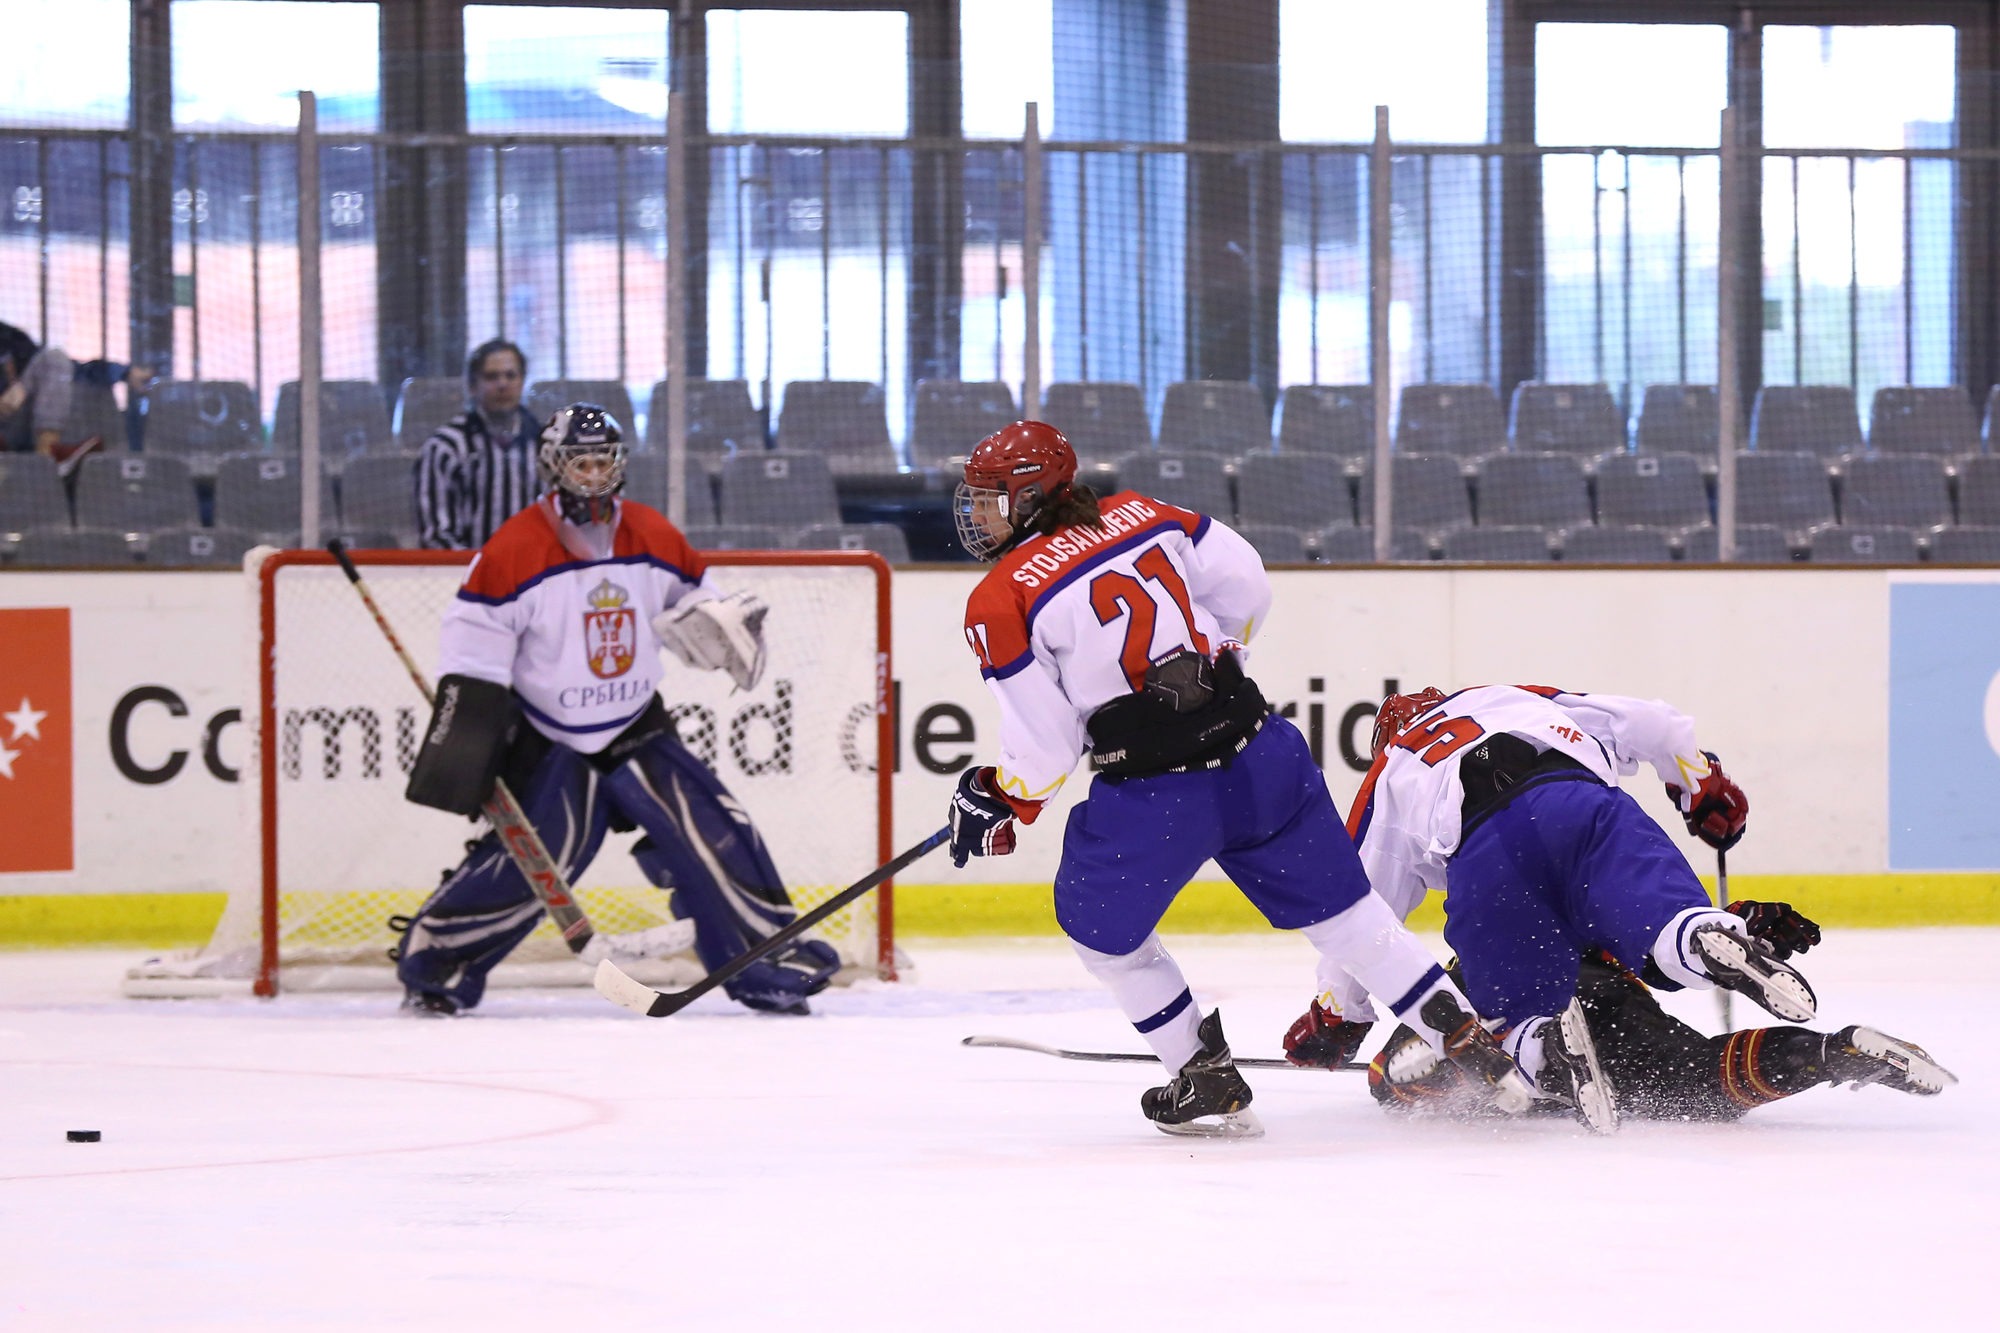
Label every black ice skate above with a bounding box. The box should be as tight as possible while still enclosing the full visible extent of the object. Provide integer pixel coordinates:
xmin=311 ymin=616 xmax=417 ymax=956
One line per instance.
xmin=401 ymin=989 xmax=460 ymax=1017
xmin=1691 ymin=923 xmax=1817 ymax=1022
xmin=1420 ymin=991 xmax=1535 ymax=1114
xmin=1141 ymin=1009 xmax=1263 ymax=1139
xmin=1533 ymin=997 xmax=1618 ymax=1134
xmin=1822 ymin=1026 xmax=1958 ymax=1095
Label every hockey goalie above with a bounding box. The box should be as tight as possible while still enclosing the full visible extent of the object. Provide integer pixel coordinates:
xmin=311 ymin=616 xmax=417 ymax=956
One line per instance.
xmin=392 ymin=402 xmax=839 ymax=1015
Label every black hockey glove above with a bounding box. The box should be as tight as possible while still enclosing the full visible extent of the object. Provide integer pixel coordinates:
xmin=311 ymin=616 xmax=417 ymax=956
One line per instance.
xmin=1282 ymin=999 xmax=1373 ymax=1070
xmin=1726 ymin=899 xmax=1822 ymax=961
xmin=948 ymin=766 xmax=1018 ymax=868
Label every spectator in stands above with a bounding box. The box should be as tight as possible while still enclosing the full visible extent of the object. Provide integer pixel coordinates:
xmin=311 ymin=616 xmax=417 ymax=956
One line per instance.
xmin=0 ymin=320 xmax=149 ymax=476
xmin=416 ymin=338 xmax=544 ymax=549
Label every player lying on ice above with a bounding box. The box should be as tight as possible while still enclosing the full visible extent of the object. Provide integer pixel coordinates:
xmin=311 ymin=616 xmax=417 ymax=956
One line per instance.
xmin=1279 ymin=685 xmax=1955 ymax=1130
xmin=945 ymin=421 xmax=1537 ymax=1139
xmin=391 ymin=402 xmax=840 ymax=1016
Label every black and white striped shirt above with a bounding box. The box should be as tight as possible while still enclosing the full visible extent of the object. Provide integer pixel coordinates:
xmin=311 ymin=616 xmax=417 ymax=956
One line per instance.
xmin=416 ymin=407 xmax=543 ymax=549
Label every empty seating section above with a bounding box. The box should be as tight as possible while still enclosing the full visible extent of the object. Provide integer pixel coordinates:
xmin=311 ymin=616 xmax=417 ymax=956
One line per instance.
xmin=334 ymin=456 xmax=422 ymax=543
xmin=1733 ymin=452 xmax=1834 ymax=532
xmin=776 ymin=381 xmax=897 ymax=472
xmin=1474 ymin=453 xmax=1591 ymax=528
xmin=1276 ymin=385 xmax=1372 ymax=457
xmin=1358 ymin=455 xmax=1472 ymax=533
xmin=1115 ymin=452 xmax=1231 ymax=518
xmin=1311 ymin=525 xmax=1431 ymax=562
xmin=908 ymin=381 xmax=1018 ymax=465
xmin=1509 ymin=383 xmax=1625 ymax=455
xmin=622 ymin=452 xmax=720 ymax=527
xmin=148 ymin=525 xmax=256 ymax=567
xmin=1560 ymin=525 xmax=1673 ymax=564
xmin=394 ymin=377 xmax=467 ymax=452
xmin=14 ymin=529 xmax=133 ymax=565
xmin=717 ymin=452 xmax=841 ymax=529
xmin=1041 ymin=382 xmax=1151 ymax=459
xmin=1235 ymin=453 xmax=1353 ymax=529
xmin=1680 ymin=525 xmax=1792 ymax=563
xmin=273 ymin=380 xmax=393 ymax=459
xmin=1636 ymin=385 xmax=1718 ymax=456
xmin=1750 ymin=386 xmax=1862 ymax=456
xmin=1594 ymin=452 xmax=1710 ymax=529
xmin=1957 ymin=456 xmax=2000 ymax=526
xmin=1234 ymin=524 xmax=1309 ymax=563
xmin=683 ymin=524 xmax=786 ymax=551
xmin=0 ymin=454 xmax=70 ymax=539
xmin=1930 ymin=526 xmax=2000 ymax=563
xmin=1868 ymin=387 xmax=1976 ymax=455
xmin=1838 ymin=455 xmax=1950 ymax=528
xmin=1158 ymin=381 xmax=1269 ymax=456
xmin=1397 ymin=384 xmax=1505 ymax=456
xmin=646 ymin=380 xmax=768 ymax=460
xmin=64 ymin=380 xmax=129 ymax=450
xmin=526 ymin=381 xmax=638 ymax=437
xmin=74 ymin=455 xmax=198 ymax=532
xmin=1808 ymin=525 xmax=1920 ymax=564
xmin=790 ymin=523 xmax=913 ymax=562
xmin=1443 ymin=526 xmax=1550 ymax=562
xmin=213 ymin=454 xmax=334 ymax=540
xmin=145 ymin=380 xmax=262 ymax=463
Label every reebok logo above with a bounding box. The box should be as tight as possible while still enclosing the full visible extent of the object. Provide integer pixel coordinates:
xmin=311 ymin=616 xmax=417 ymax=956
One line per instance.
xmin=0 ymin=608 xmax=74 ymax=872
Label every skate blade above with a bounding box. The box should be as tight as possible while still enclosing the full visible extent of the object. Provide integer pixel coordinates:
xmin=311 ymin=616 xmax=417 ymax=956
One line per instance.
xmin=1700 ymin=931 xmax=1816 ymax=1022
xmin=1558 ymin=1001 xmax=1619 ymax=1135
xmin=1153 ymin=1108 xmax=1266 ymax=1140
xmin=1850 ymin=1027 xmax=1959 ymax=1094
xmin=1488 ymin=1070 xmax=1535 ymax=1116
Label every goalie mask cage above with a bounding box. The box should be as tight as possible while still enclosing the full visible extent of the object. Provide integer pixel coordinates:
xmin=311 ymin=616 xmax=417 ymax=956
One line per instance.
xmin=125 ymin=547 xmax=893 ymax=999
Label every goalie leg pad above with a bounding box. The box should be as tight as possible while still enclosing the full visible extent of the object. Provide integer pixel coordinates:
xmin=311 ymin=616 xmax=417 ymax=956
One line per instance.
xmin=405 ymin=674 xmax=522 ymax=816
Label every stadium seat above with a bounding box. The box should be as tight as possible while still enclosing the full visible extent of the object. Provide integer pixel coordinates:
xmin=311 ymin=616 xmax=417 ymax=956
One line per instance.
xmin=273 ymin=380 xmax=393 ymax=460
xmin=1396 ymin=384 xmax=1505 ymax=457
xmin=212 ymin=454 xmax=335 ymax=540
xmin=774 ymin=380 xmax=897 ymax=473
xmin=645 ymin=379 xmax=768 ymax=461
xmin=1750 ymin=385 xmax=1862 ymax=456
xmin=1158 ymin=381 xmax=1270 ymax=457
xmin=1807 ymin=524 xmax=1920 ymax=564
xmin=1868 ymin=387 xmax=1977 ymax=456
xmin=1509 ymin=382 xmax=1625 ymax=456
xmin=143 ymin=380 xmax=263 ymax=467
xmin=335 ymin=455 xmax=422 ymax=541
xmin=1234 ymin=453 xmax=1352 ymax=529
xmin=1310 ymin=525 xmax=1431 ymax=563
xmin=0 ymin=453 xmax=71 ymax=538
xmin=146 ymin=525 xmax=257 ymax=567
xmin=1593 ymin=451 xmax=1709 ymax=528
xmin=393 ymin=377 xmax=466 ymax=452
xmin=72 ymin=454 xmax=198 ymax=532
xmin=63 ymin=379 xmax=128 ymax=451
xmin=13 ymin=528 xmax=134 ymax=565
xmin=1678 ymin=524 xmax=1792 ymax=564
xmin=716 ymin=452 xmax=841 ymax=528
xmin=1276 ymin=385 xmax=1373 ymax=458
xmin=1558 ymin=524 xmax=1673 ymax=564
xmin=1635 ymin=384 xmax=1718 ymax=456
xmin=526 ymin=380 xmax=638 ymax=437
xmin=1114 ymin=451 xmax=1233 ymax=519
xmin=1982 ymin=385 xmax=2000 ymax=449
xmin=683 ymin=524 xmax=787 ymax=551
xmin=790 ymin=522 xmax=913 ymax=562
xmin=1041 ymin=382 xmax=1152 ymax=458
xmin=1730 ymin=452 xmax=1834 ymax=532
xmin=1234 ymin=523 xmax=1309 ymax=563
xmin=1838 ymin=455 xmax=1951 ymax=528
xmin=908 ymin=380 xmax=1018 ymax=466
xmin=1928 ymin=525 xmax=2000 ymax=563
xmin=622 ymin=452 xmax=719 ymax=527
xmin=1441 ymin=526 xmax=1552 ymax=562
xmin=1357 ymin=454 xmax=1473 ymax=534
xmin=1474 ymin=453 xmax=1592 ymax=528
xmin=1956 ymin=455 xmax=2000 ymax=526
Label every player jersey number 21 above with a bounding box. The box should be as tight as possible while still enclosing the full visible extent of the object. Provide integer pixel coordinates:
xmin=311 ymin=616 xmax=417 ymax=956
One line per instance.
xmin=1089 ymin=545 xmax=1209 ymax=693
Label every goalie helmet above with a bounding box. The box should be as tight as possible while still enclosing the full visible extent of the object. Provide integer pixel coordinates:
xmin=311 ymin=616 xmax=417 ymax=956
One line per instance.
xmin=1370 ymin=686 xmax=1450 ymax=760
xmin=539 ymin=402 xmax=628 ymax=525
xmin=955 ymin=420 xmax=1078 ymax=560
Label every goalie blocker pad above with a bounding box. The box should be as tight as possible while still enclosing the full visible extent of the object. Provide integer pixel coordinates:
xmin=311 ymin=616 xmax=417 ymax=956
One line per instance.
xmin=405 ymin=673 xmax=522 ymax=816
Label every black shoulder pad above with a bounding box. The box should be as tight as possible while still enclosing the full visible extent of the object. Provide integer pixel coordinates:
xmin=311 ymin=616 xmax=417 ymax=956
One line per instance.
xmin=405 ymin=673 xmax=520 ymax=816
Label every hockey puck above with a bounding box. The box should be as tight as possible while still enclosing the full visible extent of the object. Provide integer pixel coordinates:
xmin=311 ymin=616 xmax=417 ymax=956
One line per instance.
xmin=66 ymin=1130 xmax=101 ymax=1143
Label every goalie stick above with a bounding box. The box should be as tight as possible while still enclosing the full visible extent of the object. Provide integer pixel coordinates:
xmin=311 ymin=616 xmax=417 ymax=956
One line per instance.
xmin=594 ymin=827 xmax=950 ymax=1017
xmin=960 ymin=1034 xmax=1364 ymax=1072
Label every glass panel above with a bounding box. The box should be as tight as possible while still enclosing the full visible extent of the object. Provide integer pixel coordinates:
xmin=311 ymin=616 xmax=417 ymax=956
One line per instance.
xmin=707 ymin=10 xmax=910 ymax=138
xmin=1764 ymin=26 xmax=1955 ymax=150
xmin=172 ymin=1 xmax=379 ymax=131
xmin=962 ymin=0 xmax=1053 ymax=138
xmin=1537 ymin=24 xmax=1726 ymax=148
xmin=2 ymin=0 xmax=129 ymax=126
xmin=1280 ymin=0 xmax=1486 ymax=144
xmin=465 ymin=6 xmax=671 ymax=133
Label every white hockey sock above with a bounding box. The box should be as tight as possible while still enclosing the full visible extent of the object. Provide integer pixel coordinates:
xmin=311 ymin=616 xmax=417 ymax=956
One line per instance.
xmin=1299 ymin=893 xmax=1458 ymax=1051
xmin=1502 ymin=1017 xmax=1555 ymax=1084
xmin=1071 ymin=933 xmax=1204 ymax=1074
xmin=1651 ymin=906 xmax=1744 ymax=990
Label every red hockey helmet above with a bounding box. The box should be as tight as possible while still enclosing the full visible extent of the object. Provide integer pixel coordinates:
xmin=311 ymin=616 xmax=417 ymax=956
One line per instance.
xmin=955 ymin=420 xmax=1079 ymax=559
xmin=1370 ymin=686 xmax=1449 ymax=760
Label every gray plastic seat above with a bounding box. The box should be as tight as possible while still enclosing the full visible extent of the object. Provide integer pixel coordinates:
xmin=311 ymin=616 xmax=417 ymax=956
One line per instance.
xmin=526 ymin=381 xmax=639 ymax=437
xmin=1558 ymin=524 xmax=1673 ymax=564
xmin=1869 ymin=387 xmax=1977 ymax=456
xmin=63 ymin=380 xmax=129 ymax=450
xmin=1732 ymin=452 xmax=1835 ymax=532
xmin=0 ymin=453 xmax=71 ymax=537
xmin=1311 ymin=525 xmax=1431 ymax=562
xmin=1984 ymin=386 xmax=2000 ymax=448
xmin=1955 ymin=455 xmax=2000 ymax=525
xmin=1679 ymin=524 xmax=1792 ymax=564
xmin=775 ymin=380 xmax=897 ymax=472
xmin=213 ymin=454 xmax=335 ymax=540
xmin=1636 ymin=385 xmax=1718 ymax=457
xmin=1807 ymin=524 xmax=1920 ymax=564
xmin=622 ymin=452 xmax=719 ymax=527
xmin=143 ymin=380 xmax=263 ymax=464
xmin=1114 ymin=451 xmax=1233 ymax=519
xmin=13 ymin=528 xmax=134 ymax=566
xmin=1041 ymin=382 xmax=1152 ymax=458
xmin=1159 ymin=381 xmax=1269 ymax=457
xmin=1750 ymin=386 xmax=1862 ymax=457
xmin=1475 ymin=453 xmax=1592 ymax=528
xmin=1235 ymin=452 xmax=1353 ymax=529
xmin=644 ymin=379 xmax=767 ymax=461
xmin=908 ymin=380 xmax=1018 ymax=465
xmin=1594 ymin=451 xmax=1709 ymax=528
xmin=1839 ymin=455 xmax=1951 ymax=528
xmin=683 ymin=524 xmax=786 ymax=551
xmin=73 ymin=454 xmax=198 ymax=532
xmin=1509 ymin=383 xmax=1625 ymax=456
xmin=1929 ymin=525 xmax=2000 ymax=563
xmin=273 ymin=380 xmax=393 ymax=460
xmin=1357 ymin=455 xmax=1473 ymax=533
xmin=1441 ymin=526 xmax=1552 ymax=562
xmin=1276 ymin=385 xmax=1373 ymax=458
xmin=1397 ymin=384 xmax=1505 ymax=457
xmin=1233 ymin=523 xmax=1309 ymax=563
xmin=393 ymin=377 xmax=467 ymax=452
xmin=716 ymin=452 xmax=841 ymax=528
xmin=147 ymin=524 xmax=257 ymax=567
xmin=790 ymin=522 xmax=912 ymax=562
xmin=335 ymin=455 xmax=422 ymax=540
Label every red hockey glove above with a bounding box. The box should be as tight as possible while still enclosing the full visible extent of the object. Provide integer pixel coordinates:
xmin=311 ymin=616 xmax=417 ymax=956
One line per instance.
xmin=1282 ymin=1000 xmax=1373 ymax=1069
xmin=948 ymin=767 xmax=1018 ymax=869
xmin=1665 ymin=751 xmax=1748 ymax=851
xmin=1726 ymin=899 xmax=1821 ymax=960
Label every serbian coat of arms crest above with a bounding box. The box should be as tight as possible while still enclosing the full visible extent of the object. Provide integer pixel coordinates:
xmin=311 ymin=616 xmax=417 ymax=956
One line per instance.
xmin=582 ymin=577 xmax=637 ymax=678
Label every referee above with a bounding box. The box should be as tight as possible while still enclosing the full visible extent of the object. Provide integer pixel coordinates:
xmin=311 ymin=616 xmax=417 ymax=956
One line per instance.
xmin=415 ymin=338 xmax=543 ymax=549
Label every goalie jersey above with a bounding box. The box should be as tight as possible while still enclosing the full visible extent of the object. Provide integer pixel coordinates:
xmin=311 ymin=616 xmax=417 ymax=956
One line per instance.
xmin=961 ymin=490 xmax=1271 ymax=811
xmin=438 ymin=495 xmax=720 ymax=754
xmin=1347 ymin=685 xmax=1719 ymax=922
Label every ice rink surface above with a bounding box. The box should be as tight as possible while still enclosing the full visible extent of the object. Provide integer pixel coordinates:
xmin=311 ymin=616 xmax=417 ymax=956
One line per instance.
xmin=3 ymin=929 xmax=1993 ymax=1332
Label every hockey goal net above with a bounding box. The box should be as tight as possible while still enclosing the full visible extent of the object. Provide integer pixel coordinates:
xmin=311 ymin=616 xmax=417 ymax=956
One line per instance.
xmin=126 ymin=547 xmax=893 ymax=998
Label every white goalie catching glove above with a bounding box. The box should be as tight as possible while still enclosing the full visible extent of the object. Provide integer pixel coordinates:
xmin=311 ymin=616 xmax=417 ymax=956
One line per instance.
xmin=652 ymin=590 xmax=770 ymax=692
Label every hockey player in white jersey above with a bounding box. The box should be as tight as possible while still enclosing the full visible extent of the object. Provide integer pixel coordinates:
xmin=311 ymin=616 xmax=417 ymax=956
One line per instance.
xmin=945 ymin=421 xmax=1534 ymax=1137
xmin=390 ymin=403 xmax=840 ymax=1015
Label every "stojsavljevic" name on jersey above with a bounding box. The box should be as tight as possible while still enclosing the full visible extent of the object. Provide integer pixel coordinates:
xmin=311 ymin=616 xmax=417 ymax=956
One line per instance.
xmin=1009 ymin=497 xmax=1161 ymax=590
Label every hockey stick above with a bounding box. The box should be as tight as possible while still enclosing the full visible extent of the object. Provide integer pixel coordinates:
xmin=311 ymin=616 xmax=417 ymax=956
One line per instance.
xmin=1715 ymin=847 xmax=1734 ymax=1031
xmin=594 ymin=827 xmax=951 ymax=1017
xmin=960 ymin=1034 xmax=1363 ymax=1073
xmin=326 ymin=538 xmax=603 ymax=959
